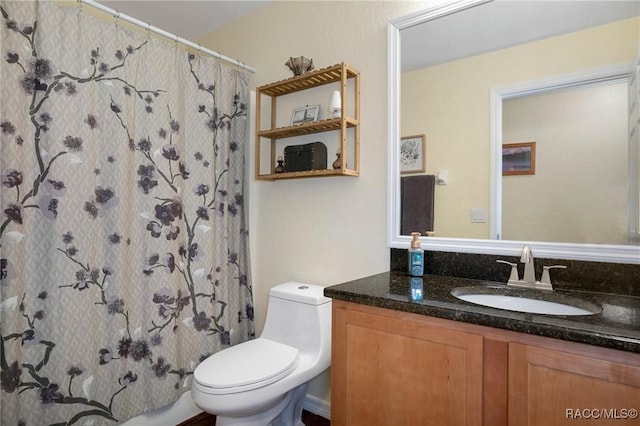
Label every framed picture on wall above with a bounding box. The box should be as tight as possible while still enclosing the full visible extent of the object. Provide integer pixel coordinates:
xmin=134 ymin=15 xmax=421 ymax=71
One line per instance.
xmin=400 ymin=134 xmax=426 ymax=174
xmin=291 ymin=104 xmax=320 ymax=125
xmin=502 ymin=141 xmax=536 ymax=175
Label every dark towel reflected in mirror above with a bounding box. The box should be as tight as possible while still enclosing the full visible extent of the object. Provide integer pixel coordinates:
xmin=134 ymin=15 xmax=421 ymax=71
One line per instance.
xmin=401 ymin=175 xmax=435 ymax=236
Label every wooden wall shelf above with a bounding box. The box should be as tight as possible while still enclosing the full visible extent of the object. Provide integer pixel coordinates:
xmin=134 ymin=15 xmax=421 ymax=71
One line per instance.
xmin=258 ymin=168 xmax=359 ymax=181
xmin=258 ymin=64 xmax=359 ymax=97
xmin=255 ymin=63 xmax=360 ymax=181
xmin=258 ymin=117 xmax=359 ymax=140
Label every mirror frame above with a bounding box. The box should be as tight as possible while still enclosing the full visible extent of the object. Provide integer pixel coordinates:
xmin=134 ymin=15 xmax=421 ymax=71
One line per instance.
xmin=387 ymin=0 xmax=640 ymax=264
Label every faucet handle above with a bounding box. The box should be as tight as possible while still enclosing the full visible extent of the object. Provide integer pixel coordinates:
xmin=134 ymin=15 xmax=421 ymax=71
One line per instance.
xmin=540 ymin=265 xmax=567 ymax=285
xmin=497 ymin=259 xmax=520 ymax=284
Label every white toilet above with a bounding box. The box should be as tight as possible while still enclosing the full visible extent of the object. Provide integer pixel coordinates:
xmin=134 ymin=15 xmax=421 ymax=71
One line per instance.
xmin=191 ymin=282 xmax=332 ymax=426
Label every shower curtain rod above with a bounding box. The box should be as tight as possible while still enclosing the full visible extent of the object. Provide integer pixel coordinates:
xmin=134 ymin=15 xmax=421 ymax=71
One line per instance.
xmin=78 ymin=0 xmax=256 ymax=73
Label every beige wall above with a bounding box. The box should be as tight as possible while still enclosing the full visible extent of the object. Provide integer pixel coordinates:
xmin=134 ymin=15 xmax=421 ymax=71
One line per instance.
xmin=401 ymin=17 xmax=639 ymax=239
xmin=197 ymin=0 xmax=438 ymax=405
xmin=198 ymin=0 xmax=432 ymax=330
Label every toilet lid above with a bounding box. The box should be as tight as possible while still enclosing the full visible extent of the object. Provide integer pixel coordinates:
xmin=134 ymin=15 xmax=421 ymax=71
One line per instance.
xmin=194 ymin=338 xmax=299 ymax=392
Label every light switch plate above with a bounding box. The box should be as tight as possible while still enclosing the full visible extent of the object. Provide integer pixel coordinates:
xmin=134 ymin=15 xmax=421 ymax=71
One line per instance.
xmin=470 ymin=208 xmax=486 ymax=223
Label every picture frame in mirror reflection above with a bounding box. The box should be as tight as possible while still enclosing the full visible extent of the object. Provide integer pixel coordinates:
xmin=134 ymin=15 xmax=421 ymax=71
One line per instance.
xmin=291 ymin=104 xmax=320 ymax=125
xmin=502 ymin=141 xmax=536 ymax=176
xmin=400 ymin=134 xmax=426 ymax=174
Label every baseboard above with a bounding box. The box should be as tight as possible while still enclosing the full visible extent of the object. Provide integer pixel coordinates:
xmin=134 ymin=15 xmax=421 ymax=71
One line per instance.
xmin=302 ymin=394 xmax=331 ymax=420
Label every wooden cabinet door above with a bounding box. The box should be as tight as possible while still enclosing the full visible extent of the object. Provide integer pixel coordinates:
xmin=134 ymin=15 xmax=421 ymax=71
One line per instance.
xmin=331 ymin=303 xmax=483 ymax=426
xmin=509 ymin=342 xmax=640 ymax=426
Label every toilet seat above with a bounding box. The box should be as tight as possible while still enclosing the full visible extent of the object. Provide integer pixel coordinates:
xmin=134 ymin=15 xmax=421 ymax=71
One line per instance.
xmin=194 ymin=338 xmax=299 ymax=394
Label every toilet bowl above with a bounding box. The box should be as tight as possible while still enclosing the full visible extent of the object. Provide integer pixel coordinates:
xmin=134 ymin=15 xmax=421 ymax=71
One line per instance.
xmin=192 ymin=282 xmax=331 ymax=426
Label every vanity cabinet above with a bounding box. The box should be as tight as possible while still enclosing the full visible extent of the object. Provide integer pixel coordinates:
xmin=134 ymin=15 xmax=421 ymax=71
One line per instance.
xmin=331 ymin=300 xmax=640 ymax=426
xmin=255 ymin=63 xmax=360 ymax=180
xmin=509 ymin=343 xmax=640 ymax=425
xmin=331 ymin=301 xmax=484 ymax=426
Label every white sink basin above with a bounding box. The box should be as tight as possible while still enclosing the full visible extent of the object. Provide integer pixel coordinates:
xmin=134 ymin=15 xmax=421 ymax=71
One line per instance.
xmin=451 ymin=287 xmax=601 ymax=316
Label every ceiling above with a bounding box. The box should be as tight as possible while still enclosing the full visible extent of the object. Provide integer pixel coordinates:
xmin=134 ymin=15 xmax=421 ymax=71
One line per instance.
xmin=401 ymin=0 xmax=640 ymax=72
xmin=97 ymin=0 xmax=269 ymax=41
xmin=93 ymin=1 xmax=639 ymax=73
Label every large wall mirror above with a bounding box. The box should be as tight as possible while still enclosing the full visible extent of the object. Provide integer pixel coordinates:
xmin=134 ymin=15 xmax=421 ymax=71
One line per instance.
xmin=387 ymin=0 xmax=640 ymax=263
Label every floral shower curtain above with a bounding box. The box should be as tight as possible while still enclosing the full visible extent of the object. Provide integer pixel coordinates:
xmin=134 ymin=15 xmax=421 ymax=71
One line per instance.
xmin=0 ymin=1 xmax=255 ymax=424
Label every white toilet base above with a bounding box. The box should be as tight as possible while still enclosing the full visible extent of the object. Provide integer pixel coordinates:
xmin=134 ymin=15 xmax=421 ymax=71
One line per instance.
xmin=215 ymin=382 xmax=309 ymax=426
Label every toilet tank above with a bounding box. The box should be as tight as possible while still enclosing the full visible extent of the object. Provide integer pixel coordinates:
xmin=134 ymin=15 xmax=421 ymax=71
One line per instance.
xmin=260 ymin=282 xmax=332 ymax=354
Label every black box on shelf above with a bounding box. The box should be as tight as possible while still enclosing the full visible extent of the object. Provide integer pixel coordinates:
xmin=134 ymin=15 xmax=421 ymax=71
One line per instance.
xmin=284 ymin=141 xmax=327 ymax=172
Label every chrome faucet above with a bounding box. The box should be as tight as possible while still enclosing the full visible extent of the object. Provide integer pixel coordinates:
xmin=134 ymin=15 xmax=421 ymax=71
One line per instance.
xmin=497 ymin=246 xmax=566 ymax=291
xmin=520 ymin=245 xmax=536 ymax=285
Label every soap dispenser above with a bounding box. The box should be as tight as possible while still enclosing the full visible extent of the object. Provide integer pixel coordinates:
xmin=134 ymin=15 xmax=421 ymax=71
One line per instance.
xmin=407 ymin=232 xmax=424 ymax=277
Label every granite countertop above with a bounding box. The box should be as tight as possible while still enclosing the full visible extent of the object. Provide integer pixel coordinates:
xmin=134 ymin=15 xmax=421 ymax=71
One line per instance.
xmin=324 ymin=271 xmax=640 ymax=354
